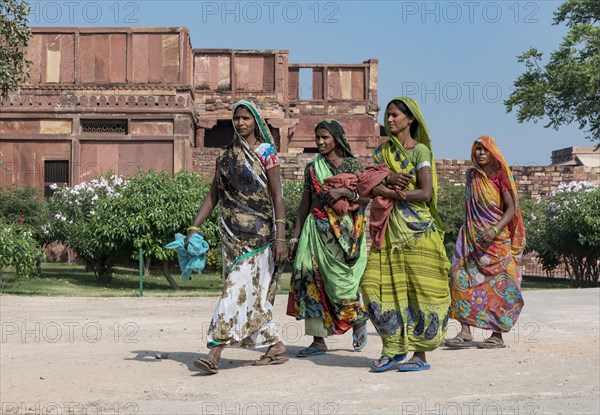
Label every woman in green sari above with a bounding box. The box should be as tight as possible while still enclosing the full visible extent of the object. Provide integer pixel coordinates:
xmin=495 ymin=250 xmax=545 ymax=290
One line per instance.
xmin=360 ymin=97 xmax=450 ymax=372
xmin=287 ymin=119 xmax=369 ymax=356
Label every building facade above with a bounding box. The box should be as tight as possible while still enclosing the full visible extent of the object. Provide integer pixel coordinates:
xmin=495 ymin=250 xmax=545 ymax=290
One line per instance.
xmin=0 ymin=27 xmax=380 ymax=195
xmin=1 ymin=27 xmax=598 ymax=199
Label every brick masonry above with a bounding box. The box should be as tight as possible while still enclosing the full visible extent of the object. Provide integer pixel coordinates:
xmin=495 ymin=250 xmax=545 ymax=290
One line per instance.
xmin=192 ymin=148 xmax=600 ymax=199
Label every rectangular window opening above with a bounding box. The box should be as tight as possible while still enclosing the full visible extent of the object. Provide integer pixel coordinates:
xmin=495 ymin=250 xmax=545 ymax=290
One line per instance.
xmin=44 ymin=160 xmax=69 ymax=197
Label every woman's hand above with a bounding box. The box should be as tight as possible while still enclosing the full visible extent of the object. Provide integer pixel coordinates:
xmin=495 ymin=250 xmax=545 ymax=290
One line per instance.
xmin=372 ymin=184 xmax=394 ymax=198
xmin=322 ymin=188 xmax=350 ymax=205
xmin=387 ymin=173 xmax=413 ymax=190
xmin=272 ymin=240 xmax=287 ymax=264
xmin=184 ymin=229 xmax=198 ymax=249
xmin=287 ymin=240 xmax=298 ymax=262
xmin=479 ymin=228 xmax=496 ymax=245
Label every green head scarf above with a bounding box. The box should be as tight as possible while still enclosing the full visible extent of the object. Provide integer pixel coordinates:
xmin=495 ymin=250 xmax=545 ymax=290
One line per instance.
xmin=232 ymin=99 xmax=273 ymax=145
xmin=383 ymin=96 xmax=431 ymax=150
xmin=382 ymin=96 xmax=444 ymax=234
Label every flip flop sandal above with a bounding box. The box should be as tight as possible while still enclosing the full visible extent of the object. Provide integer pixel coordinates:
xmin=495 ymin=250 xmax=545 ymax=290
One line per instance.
xmin=444 ymin=335 xmax=475 ymax=349
xmin=477 ymin=337 xmax=506 ymax=349
xmin=252 ymin=354 xmax=290 ymax=366
xmin=352 ymin=324 xmax=368 ymax=352
xmin=297 ymin=346 xmax=326 ymax=357
xmin=193 ymin=355 xmax=219 ymax=374
xmin=397 ymin=360 xmax=431 ymax=372
xmin=370 ymin=354 xmax=406 ymax=372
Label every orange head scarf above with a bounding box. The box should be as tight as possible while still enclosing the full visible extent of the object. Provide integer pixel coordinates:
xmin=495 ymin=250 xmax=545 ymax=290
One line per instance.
xmin=471 ymin=135 xmax=526 ymax=258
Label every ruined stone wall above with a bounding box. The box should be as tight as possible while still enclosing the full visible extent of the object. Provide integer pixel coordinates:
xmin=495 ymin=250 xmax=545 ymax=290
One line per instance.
xmin=192 ymin=148 xmax=600 ymax=199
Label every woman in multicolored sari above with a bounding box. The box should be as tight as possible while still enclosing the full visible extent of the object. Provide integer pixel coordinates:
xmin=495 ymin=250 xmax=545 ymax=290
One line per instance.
xmin=360 ymin=97 xmax=450 ymax=372
xmin=287 ymin=119 xmax=369 ymax=357
xmin=186 ymin=100 xmax=288 ymax=374
xmin=446 ymin=135 xmax=525 ymax=349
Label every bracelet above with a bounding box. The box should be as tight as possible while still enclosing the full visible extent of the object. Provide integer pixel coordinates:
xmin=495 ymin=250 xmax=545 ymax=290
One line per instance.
xmin=275 ymin=219 xmax=287 ymax=225
xmin=491 ymin=225 xmax=500 ymax=234
xmin=350 ymin=190 xmax=359 ymax=202
xmin=187 ymin=226 xmax=201 ymax=232
xmin=289 ymin=237 xmax=299 ymax=244
xmin=382 ymin=175 xmax=389 ymax=186
xmin=274 ymin=238 xmax=287 ymax=243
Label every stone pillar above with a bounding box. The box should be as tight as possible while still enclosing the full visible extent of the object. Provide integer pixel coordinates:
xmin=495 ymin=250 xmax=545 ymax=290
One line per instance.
xmin=267 ymin=118 xmax=299 ymax=153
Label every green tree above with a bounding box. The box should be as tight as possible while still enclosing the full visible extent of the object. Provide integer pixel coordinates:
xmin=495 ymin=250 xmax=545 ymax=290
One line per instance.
xmin=527 ymin=182 xmax=600 ymax=287
xmin=0 ymin=0 xmax=32 ymax=98
xmin=0 ymin=224 xmax=44 ymax=281
xmin=505 ymin=0 xmax=600 ymax=144
xmin=0 ymin=184 xmax=49 ymax=244
xmin=437 ymin=180 xmax=466 ymax=260
xmin=111 ymin=170 xmax=219 ymax=290
xmin=282 ymin=180 xmax=304 ymax=239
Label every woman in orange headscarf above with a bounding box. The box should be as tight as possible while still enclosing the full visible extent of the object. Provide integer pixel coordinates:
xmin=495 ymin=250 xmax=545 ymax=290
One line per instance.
xmin=446 ymin=136 xmax=526 ymax=349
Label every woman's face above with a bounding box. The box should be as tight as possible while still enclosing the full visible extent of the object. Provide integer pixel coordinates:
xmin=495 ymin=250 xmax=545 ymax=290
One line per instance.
xmin=233 ymin=106 xmax=256 ymax=139
xmin=315 ymin=128 xmax=337 ymax=156
xmin=474 ymin=143 xmax=494 ymax=167
xmin=386 ymin=103 xmax=413 ymax=136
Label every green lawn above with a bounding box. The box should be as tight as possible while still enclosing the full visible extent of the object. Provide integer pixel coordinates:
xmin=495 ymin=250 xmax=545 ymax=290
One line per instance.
xmin=521 ymin=277 xmax=573 ymax=290
xmin=0 ymin=263 xmax=290 ymax=297
xmin=0 ymin=263 xmax=578 ymax=297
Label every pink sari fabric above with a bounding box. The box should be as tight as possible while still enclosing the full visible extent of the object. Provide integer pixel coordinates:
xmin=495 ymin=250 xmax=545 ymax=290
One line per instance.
xmin=356 ymin=165 xmax=403 ymax=250
xmin=322 ymin=173 xmax=359 ymax=215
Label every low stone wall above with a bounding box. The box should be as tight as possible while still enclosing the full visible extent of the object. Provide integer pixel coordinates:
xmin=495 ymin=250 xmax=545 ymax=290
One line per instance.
xmin=192 ymin=148 xmax=600 ymax=198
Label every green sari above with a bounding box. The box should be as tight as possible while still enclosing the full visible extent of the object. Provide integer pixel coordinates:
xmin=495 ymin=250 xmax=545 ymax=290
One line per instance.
xmin=287 ymin=119 xmax=367 ymax=336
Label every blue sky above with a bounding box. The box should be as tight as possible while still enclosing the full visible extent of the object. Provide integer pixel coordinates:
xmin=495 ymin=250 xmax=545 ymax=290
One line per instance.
xmin=30 ymin=0 xmax=591 ymax=165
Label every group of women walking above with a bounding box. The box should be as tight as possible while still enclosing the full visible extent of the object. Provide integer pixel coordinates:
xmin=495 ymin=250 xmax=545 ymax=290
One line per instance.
xmin=185 ymin=97 xmax=526 ymax=375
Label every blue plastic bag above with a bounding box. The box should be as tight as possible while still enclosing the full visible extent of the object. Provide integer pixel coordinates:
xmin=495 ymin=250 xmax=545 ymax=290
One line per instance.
xmin=165 ymin=233 xmax=210 ymax=281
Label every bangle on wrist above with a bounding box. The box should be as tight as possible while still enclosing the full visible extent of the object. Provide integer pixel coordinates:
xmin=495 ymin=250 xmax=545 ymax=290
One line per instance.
xmin=275 ymin=219 xmax=287 ymax=225
xmin=492 ymin=225 xmax=500 ymax=234
xmin=274 ymin=238 xmax=287 ymax=243
xmin=350 ymin=190 xmax=359 ymax=202
xmin=187 ymin=226 xmax=200 ymax=232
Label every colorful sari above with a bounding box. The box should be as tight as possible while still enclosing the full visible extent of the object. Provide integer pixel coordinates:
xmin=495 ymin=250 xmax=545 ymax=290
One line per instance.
xmin=206 ymin=100 xmax=281 ymax=349
xmin=287 ymin=119 xmax=368 ymax=336
xmin=450 ymin=135 xmax=526 ymax=332
xmin=361 ymin=97 xmax=451 ymax=357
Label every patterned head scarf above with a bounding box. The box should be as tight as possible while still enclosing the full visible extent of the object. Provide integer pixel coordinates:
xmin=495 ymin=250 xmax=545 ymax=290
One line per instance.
xmin=315 ymin=118 xmax=354 ymax=157
xmin=232 ymin=99 xmax=273 ymax=145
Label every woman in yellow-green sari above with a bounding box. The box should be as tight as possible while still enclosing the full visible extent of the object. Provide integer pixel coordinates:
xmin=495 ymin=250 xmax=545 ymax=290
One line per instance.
xmin=360 ymin=97 xmax=450 ymax=372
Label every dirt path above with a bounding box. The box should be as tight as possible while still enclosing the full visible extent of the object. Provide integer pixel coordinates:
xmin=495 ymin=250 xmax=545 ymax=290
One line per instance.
xmin=1 ymin=289 xmax=599 ymax=415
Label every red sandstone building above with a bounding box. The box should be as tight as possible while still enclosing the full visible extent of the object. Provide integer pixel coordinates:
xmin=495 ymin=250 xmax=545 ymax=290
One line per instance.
xmin=1 ymin=27 xmax=598 ymax=198
xmin=0 ymin=27 xmax=379 ymax=195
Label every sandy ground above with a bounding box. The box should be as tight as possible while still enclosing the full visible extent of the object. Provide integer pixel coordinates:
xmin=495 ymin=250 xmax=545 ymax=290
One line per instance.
xmin=1 ymin=288 xmax=599 ymax=415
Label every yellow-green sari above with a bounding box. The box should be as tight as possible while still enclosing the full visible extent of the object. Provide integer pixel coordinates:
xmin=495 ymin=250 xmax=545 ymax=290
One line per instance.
xmin=361 ymin=97 xmax=451 ymax=357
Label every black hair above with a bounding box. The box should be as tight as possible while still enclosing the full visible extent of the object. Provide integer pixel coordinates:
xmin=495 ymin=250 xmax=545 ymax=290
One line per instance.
xmin=389 ymin=100 xmax=419 ymax=138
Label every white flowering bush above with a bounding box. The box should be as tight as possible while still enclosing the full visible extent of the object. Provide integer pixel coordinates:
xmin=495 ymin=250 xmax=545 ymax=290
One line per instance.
xmin=526 ymin=181 xmax=600 ymax=286
xmin=47 ymin=174 xmax=130 ymax=284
